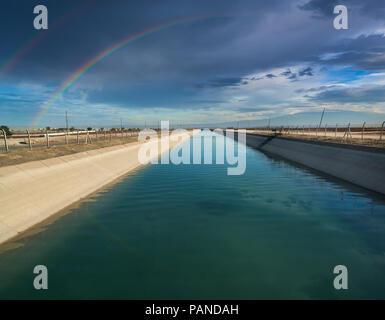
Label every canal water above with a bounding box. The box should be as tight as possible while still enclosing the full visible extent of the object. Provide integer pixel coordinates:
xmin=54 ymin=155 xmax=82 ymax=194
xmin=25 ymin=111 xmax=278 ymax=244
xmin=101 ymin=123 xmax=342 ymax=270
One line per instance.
xmin=0 ymin=134 xmax=385 ymax=299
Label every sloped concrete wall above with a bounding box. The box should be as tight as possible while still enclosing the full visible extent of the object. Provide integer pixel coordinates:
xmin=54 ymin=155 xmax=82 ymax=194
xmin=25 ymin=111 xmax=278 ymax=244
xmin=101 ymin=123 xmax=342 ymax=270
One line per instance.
xmin=246 ymin=134 xmax=385 ymax=195
xmin=0 ymin=134 xmax=190 ymax=245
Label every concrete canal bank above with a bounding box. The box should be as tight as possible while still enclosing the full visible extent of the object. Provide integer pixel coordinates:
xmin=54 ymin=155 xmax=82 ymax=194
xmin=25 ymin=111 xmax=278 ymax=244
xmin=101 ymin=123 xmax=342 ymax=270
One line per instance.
xmin=245 ymin=133 xmax=385 ymax=195
xmin=0 ymin=134 xmax=190 ymax=245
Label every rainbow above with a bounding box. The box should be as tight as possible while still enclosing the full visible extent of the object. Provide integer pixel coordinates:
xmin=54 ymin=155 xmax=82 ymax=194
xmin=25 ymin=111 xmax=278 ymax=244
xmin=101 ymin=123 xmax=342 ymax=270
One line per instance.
xmin=0 ymin=1 xmax=92 ymax=78
xmin=0 ymin=35 xmax=41 ymax=77
xmin=32 ymin=14 xmax=231 ymax=128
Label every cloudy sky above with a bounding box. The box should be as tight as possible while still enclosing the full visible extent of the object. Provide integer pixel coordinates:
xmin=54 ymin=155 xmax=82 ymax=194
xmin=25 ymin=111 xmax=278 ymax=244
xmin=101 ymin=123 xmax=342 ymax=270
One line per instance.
xmin=0 ymin=0 xmax=385 ymax=128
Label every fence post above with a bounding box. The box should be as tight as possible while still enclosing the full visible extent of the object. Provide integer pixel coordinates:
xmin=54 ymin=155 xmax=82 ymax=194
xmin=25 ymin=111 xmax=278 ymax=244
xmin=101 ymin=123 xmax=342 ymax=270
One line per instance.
xmin=361 ymin=122 xmax=366 ymax=141
xmin=85 ymin=130 xmax=89 ymax=144
xmin=26 ymin=130 xmax=32 ymax=150
xmin=95 ymin=130 xmax=98 ymax=142
xmin=348 ymin=122 xmax=352 ymax=139
xmin=380 ymin=121 xmax=385 ymax=141
xmin=1 ymin=129 xmax=8 ymax=152
xmin=110 ymin=131 xmax=112 ymax=142
xmin=46 ymin=130 xmax=50 ymax=148
xmin=343 ymin=123 xmax=351 ymax=141
xmin=77 ymin=130 xmax=80 ymax=144
xmin=104 ymin=130 xmax=106 ymax=140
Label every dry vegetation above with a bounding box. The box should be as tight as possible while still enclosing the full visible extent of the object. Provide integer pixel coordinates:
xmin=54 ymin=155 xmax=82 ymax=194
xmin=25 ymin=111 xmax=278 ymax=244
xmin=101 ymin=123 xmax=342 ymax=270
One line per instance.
xmin=2 ymin=128 xmax=384 ymax=168
xmin=0 ymin=137 xmax=138 ymax=167
xmin=280 ymin=133 xmax=385 ymax=148
xmin=248 ymin=130 xmax=385 ymax=148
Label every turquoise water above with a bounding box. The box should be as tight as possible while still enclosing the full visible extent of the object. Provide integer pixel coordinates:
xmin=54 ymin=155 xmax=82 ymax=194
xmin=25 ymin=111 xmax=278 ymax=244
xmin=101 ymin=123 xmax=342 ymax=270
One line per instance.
xmin=0 ymin=135 xmax=385 ymax=299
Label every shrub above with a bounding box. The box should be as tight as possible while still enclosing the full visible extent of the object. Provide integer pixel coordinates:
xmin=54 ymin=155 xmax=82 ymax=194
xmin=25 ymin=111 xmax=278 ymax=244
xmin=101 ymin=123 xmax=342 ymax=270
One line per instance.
xmin=0 ymin=125 xmax=12 ymax=136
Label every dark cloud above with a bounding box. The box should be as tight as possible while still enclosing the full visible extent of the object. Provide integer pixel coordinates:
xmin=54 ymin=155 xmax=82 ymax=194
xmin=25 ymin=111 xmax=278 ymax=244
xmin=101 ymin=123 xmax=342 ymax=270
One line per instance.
xmin=250 ymin=76 xmax=264 ymax=81
xmin=0 ymin=0 xmax=384 ymax=123
xmin=299 ymin=0 xmax=385 ymax=20
xmin=279 ymin=69 xmax=300 ymax=81
xmin=237 ymin=107 xmax=271 ymax=113
xmin=276 ymin=66 xmax=314 ymax=81
xmin=288 ymin=74 xmax=298 ymax=81
xmin=309 ymin=85 xmax=385 ymax=103
xmin=2 ymin=0 xmax=384 ymax=85
xmin=196 ymin=77 xmax=247 ymax=88
xmin=0 ymin=0 xmax=291 ymax=83
xmin=318 ymin=34 xmax=385 ymax=70
xmin=191 ymin=99 xmax=225 ymax=104
xmin=295 ymin=85 xmax=340 ymax=93
xmin=298 ymin=0 xmax=339 ymax=18
xmin=298 ymin=67 xmax=314 ymax=77
xmin=280 ymin=69 xmax=293 ymax=77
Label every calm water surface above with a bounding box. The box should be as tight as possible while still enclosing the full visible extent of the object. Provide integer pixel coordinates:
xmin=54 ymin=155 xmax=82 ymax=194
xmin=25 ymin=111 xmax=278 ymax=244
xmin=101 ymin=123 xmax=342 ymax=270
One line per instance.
xmin=1 ymin=135 xmax=385 ymax=299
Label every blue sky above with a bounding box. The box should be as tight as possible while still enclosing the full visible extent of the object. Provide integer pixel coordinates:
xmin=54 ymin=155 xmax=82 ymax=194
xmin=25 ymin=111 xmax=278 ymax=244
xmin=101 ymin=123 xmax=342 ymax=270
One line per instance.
xmin=0 ymin=0 xmax=385 ymax=128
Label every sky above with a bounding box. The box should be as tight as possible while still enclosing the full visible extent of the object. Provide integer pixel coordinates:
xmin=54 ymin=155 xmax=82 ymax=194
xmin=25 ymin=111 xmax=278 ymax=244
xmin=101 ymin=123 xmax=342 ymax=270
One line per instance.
xmin=0 ymin=0 xmax=385 ymax=129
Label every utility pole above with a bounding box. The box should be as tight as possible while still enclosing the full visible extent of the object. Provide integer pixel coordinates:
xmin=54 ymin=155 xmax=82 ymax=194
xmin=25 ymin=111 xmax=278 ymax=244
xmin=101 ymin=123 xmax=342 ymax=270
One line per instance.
xmin=65 ymin=110 xmax=69 ymax=132
xmin=120 ymin=118 xmax=123 ymax=130
xmin=317 ymin=107 xmax=325 ymax=136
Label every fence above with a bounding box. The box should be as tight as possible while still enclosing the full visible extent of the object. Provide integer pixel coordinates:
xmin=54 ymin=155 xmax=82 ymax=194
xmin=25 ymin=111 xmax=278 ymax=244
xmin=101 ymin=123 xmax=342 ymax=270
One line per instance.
xmin=1 ymin=128 xmax=141 ymax=152
xmin=247 ymin=121 xmax=385 ymax=143
xmin=2 ymin=122 xmax=385 ymax=151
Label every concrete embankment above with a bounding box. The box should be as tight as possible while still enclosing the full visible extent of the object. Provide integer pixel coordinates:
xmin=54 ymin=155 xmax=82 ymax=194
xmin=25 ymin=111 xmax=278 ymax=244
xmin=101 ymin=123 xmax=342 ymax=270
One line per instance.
xmin=0 ymin=134 xmax=190 ymax=245
xmin=244 ymin=133 xmax=385 ymax=195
